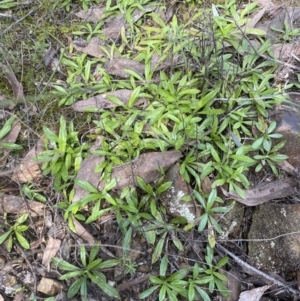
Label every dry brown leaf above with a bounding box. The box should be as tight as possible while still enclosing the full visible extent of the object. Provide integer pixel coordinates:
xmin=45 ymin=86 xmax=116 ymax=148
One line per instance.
xmin=73 ymin=89 xmax=142 ymax=112
xmin=102 ymin=6 xmax=156 ymax=40
xmin=98 ymin=151 xmax=182 ymax=190
xmin=150 ymin=52 xmax=183 ymax=72
xmin=0 ymin=194 xmax=44 ymax=217
xmin=222 ymin=177 xmax=298 ymax=206
xmin=272 ymin=42 xmax=300 ymax=61
xmin=222 ymin=270 xmax=241 ymax=301
xmin=238 ymin=285 xmax=271 ymax=301
xmin=241 ymin=7 xmax=267 ymax=30
xmin=256 ymin=0 xmax=276 ymax=9
xmin=73 ymin=140 xmax=104 ymax=203
xmin=75 ymin=7 xmax=105 ymax=23
xmin=42 ymin=237 xmax=61 ymax=266
xmin=71 ymin=216 xmax=95 ymax=244
xmin=105 ymin=58 xmax=145 ymax=78
xmin=73 ymin=37 xmax=105 ymax=58
xmin=103 ymin=14 xmax=127 ymax=40
xmin=0 ymin=62 xmax=24 ymax=102
xmin=12 ymin=137 xmax=44 ymax=183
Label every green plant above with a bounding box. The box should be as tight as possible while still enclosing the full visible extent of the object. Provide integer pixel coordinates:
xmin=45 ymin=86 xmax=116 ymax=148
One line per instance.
xmin=271 ymin=21 xmax=300 ymax=42
xmin=202 ymin=246 xmax=229 ymax=297
xmin=0 ymin=0 xmax=18 ymax=9
xmin=0 ymin=213 xmax=30 ymax=252
xmin=193 ymin=189 xmax=230 ymax=247
xmin=252 ymin=119 xmax=288 ymax=175
xmin=38 ymin=116 xmax=89 ymax=190
xmin=139 ymin=255 xmax=189 ymax=301
xmin=0 ymin=116 xmax=22 ymax=157
xmin=52 ymin=245 xmax=120 ymax=300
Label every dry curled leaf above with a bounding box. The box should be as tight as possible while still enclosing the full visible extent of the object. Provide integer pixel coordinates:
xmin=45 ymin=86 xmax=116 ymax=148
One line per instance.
xmin=72 ymin=89 xmax=144 ymax=112
xmin=105 ymin=58 xmax=145 ymax=78
xmin=238 ymin=284 xmax=271 ymax=301
xmin=42 ymin=238 xmax=61 ymax=267
xmin=73 ymin=140 xmax=104 ymax=202
xmin=99 ymin=151 xmax=182 ymax=190
xmin=12 ymin=137 xmax=44 ymax=183
xmin=0 ymin=194 xmax=44 ymax=217
xmin=73 ymin=37 xmax=105 ymax=58
xmin=222 ymin=177 xmax=298 ymax=206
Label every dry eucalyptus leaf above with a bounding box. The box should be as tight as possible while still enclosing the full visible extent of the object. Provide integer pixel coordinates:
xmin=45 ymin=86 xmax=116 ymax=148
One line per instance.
xmin=105 ymin=59 xmax=145 ymax=78
xmin=98 ymin=151 xmax=182 ymax=190
xmin=73 ymin=37 xmax=105 ymax=58
xmin=103 ymin=5 xmax=156 ymax=40
xmin=221 ymin=177 xmax=298 ymax=206
xmin=73 ymin=153 xmax=104 ymax=203
xmin=150 ymin=52 xmax=183 ymax=72
xmin=71 ymin=216 xmax=95 ymax=244
xmin=272 ymin=42 xmax=300 ymax=61
xmin=238 ymin=285 xmax=271 ymax=301
xmin=0 ymin=194 xmax=44 ymax=217
xmin=0 ymin=62 xmax=24 ymax=103
xmin=73 ymin=89 xmax=142 ymax=112
xmin=75 ymin=7 xmax=105 ymax=23
xmin=42 ymin=237 xmax=61 ymax=266
xmin=103 ymin=14 xmax=127 ymax=40
xmin=12 ymin=137 xmax=44 ymax=183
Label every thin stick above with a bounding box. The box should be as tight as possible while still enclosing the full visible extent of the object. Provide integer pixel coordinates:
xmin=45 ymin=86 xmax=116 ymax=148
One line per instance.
xmin=216 ymin=243 xmax=300 ymax=296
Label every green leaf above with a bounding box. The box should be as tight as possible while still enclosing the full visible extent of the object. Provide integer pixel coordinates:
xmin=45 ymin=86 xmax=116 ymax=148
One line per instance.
xmin=86 ymin=258 xmax=102 ymax=270
xmin=80 ymin=246 xmax=87 ymax=267
xmin=198 ymin=213 xmax=208 ymax=232
xmin=195 ymin=89 xmax=218 ymax=112
xmin=15 ymin=232 xmax=30 ymax=249
xmin=89 ymin=245 xmax=100 ymax=263
xmin=139 ymin=285 xmax=160 ymax=299
xmin=74 ymin=179 xmax=99 ymax=193
xmin=252 ymin=136 xmax=264 ymax=149
xmin=193 ymin=190 xmax=205 ymax=208
xmin=98 ymin=259 xmax=120 ymax=269
xmin=90 ymin=273 xmax=120 ymax=298
xmin=43 ymin=126 xmax=59 ymax=142
xmin=152 ymin=232 xmax=167 ymax=264
xmin=52 ymin=258 xmax=81 ymax=271
xmin=207 ymin=189 xmax=217 ymax=210
xmin=167 ymin=269 xmax=189 ymax=282
xmin=80 ymin=277 xmax=88 ymax=301
xmin=123 ymin=227 xmax=132 ymax=256
xmin=188 ymin=282 xmax=195 ymax=301
xmin=0 ymin=229 xmax=13 ymax=244
xmin=59 ymin=270 xmax=85 ymax=280
xmin=67 ymin=278 xmax=83 ymax=298
xmin=16 ymin=225 xmax=28 ymax=232
xmin=0 ymin=116 xmax=14 ymax=139
xmin=58 ymin=116 xmax=67 ymax=153
xmin=16 ymin=213 xmax=28 ymax=224
xmin=216 ymin=256 xmax=229 ymax=268
xmin=159 ymin=283 xmax=167 ymax=301
xmin=160 ymin=255 xmax=168 ymax=277
xmin=244 ymin=28 xmax=266 ymax=36
xmin=7 ymin=234 xmax=13 ymax=252
xmin=157 ymin=181 xmax=172 ymax=195
xmin=128 ymin=86 xmax=141 ymax=108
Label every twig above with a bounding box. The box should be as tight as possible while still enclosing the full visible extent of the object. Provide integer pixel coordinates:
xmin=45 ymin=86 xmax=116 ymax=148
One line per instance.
xmin=216 ymin=243 xmax=300 ymax=296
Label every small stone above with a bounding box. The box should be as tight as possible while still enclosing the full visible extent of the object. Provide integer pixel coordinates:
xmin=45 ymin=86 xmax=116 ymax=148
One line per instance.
xmin=37 ymin=277 xmax=62 ymax=295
